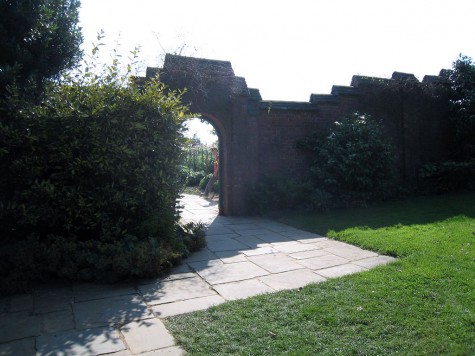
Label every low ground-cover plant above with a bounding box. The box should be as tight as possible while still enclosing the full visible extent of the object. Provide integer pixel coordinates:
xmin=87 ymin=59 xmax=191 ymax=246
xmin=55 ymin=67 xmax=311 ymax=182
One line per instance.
xmin=166 ymin=192 xmax=475 ymax=354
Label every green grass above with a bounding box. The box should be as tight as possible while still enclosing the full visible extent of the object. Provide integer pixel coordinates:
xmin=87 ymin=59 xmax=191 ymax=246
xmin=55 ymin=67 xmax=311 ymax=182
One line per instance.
xmin=166 ymin=192 xmax=475 ymax=355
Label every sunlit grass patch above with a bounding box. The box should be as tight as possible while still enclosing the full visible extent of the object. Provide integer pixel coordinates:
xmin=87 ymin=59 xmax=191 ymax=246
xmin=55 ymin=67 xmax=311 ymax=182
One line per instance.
xmin=166 ymin=192 xmax=475 ymax=355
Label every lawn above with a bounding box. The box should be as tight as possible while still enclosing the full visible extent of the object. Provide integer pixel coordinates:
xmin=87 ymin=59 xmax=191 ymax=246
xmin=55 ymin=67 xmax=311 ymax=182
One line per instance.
xmin=166 ymin=192 xmax=475 ymax=355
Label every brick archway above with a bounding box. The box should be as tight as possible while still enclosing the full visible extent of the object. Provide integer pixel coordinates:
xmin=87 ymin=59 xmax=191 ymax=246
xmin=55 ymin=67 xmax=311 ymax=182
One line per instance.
xmin=149 ymin=54 xmax=259 ymax=215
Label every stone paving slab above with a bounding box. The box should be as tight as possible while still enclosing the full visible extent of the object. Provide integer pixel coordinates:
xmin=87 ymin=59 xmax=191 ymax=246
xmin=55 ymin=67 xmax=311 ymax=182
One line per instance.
xmin=0 ymin=311 xmax=41 ymax=343
xmin=215 ymin=250 xmax=248 ymax=263
xmin=316 ymin=263 xmax=368 ymax=278
xmin=254 ymin=233 xmax=295 ymax=244
xmin=152 ymin=295 xmax=226 ymax=318
xmin=42 ymin=309 xmax=75 ymax=334
xmin=233 ymin=234 xmax=269 ymax=248
xmin=189 ymin=261 xmax=270 ymax=285
xmin=207 ymin=238 xmax=249 ymax=252
xmin=36 ymin=326 xmax=125 ymax=356
xmin=213 ymin=279 xmax=274 ymax=301
xmin=297 ymin=236 xmax=327 ymax=244
xmin=9 ymin=294 xmax=33 ymax=313
xmin=107 ymin=346 xmax=185 ymax=356
xmin=323 ymin=245 xmax=379 ymax=261
xmin=205 ymin=227 xmax=236 ymax=236
xmin=120 ymin=318 xmax=175 ymax=354
xmin=73 ymin=294 xmax=150 ymax=330
xmin=296 ymin=254 xmax=350 ymax=270
xmin=72 ymin=283 xmax=137 ymax=303
xmin=0 ymin=297 xmax=8 ymax=314
xmin=33 ymin=286 xmax=73 ymax=314
xmin=240 ymin=246 xmax=278 ymax=256
xmin=247 ymin=253 xmax=305 ymax=273
xmin=259 ymin=269 xmax=327 ymax=291
xmin=272 ymin=241 xmax=322 ymax=254
xmin=161 ymin=272 xmax=197 ymax=282
xmin=140 ymin=276 xmax=217 ymax=305
xmin=135 ymin=346 xmax=186 ymax=355
xmin=280 ymin=230 xmax=322 ymax=239
xmin=205 ymin=233 xmax=240 ymax=241
xmin=0 ymin=338 xmax=35 ymax=356
xmin=182 ymin=248 xmax=218 ymax=263
xmin=289 ymin=249 xmax=330 ymax=260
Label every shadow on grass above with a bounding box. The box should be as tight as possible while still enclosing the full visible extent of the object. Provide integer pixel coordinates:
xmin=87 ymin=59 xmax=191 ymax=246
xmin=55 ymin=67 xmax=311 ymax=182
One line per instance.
xmin=277 ymin=191 xmax=475 ymax=235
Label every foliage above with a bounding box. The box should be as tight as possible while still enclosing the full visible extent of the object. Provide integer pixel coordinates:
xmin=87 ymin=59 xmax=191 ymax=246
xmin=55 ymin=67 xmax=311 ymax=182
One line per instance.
xmin=182 ymin=146 xmax=214 ymax=175
xmin=446 ymin=55 xmax=475 ymax=160
xmin=180 ymin=145 xmax=214 ymax=188
xmin=199 ymin=174 xmax=219 ymax=193
xmin=178 ymin=221 xmax=207 ymax=253
xmin=0 ymin=40 xmax=197 ymax=291
xmin=248 ymin=176 xmax=332 ymax=214
xmin=298 ymin=112 xmax=397 ymax=205
xmin=166 ymin=193 xmax=475 ymax=355
xmin=182 ymin=169 xmax=207 ymax=187
xmin=419 ymin=159 xmax=475 ymax=193
xmin=417 ymin=55 xmax=475 ymax=193
xmin=0 ymin=0 xmax=83 ymax=100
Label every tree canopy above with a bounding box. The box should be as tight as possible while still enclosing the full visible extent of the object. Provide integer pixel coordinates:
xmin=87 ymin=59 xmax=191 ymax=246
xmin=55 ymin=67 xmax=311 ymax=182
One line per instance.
xmin=447 ymin=55 xmax=475 ymax=160
xmin=0 ymin=0 xmax=83 ymax=99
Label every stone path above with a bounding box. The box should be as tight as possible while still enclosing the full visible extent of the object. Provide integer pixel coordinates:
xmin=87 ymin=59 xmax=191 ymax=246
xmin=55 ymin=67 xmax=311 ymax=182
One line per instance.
xmin=0 ymin=194 xmax=395 ymax=355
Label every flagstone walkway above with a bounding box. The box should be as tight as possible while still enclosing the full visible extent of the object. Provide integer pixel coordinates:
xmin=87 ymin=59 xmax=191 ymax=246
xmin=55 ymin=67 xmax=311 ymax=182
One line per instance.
xmin=0 ymin=194 xmax=395 ymax=355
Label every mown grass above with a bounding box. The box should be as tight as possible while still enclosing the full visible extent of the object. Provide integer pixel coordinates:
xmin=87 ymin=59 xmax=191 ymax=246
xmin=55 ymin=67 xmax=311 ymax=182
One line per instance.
xmin=166 ymin=192 xmax=475 ymax=355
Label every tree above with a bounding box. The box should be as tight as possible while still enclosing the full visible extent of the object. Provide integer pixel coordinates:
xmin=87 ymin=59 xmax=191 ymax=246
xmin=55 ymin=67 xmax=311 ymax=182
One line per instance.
xmin=418 ymin=55 xmax=475 ymax=192
xmin=0 ymin=0 xmax=83 ymax=99
xmin=447 ymin=55 xmax=475 ymax=160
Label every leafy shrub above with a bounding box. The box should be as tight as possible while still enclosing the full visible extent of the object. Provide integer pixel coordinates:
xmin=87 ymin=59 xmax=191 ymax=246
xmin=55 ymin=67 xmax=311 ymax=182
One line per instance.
xmin=298 ymin=112 xmax=397 ymax=205
xmin=199 ymin=174 xmax=211 ymax=191
xmin=0 ymin=221 xmax=207 ymax=293
xmin=184 ymin=169 xmax=207 ymax=187
xmin=414 ymin=55 xmax=475 ymax=196
xmin=182 ymin=146 xmax=214 ymax=174
xmin=248 ymin=176 xmax=332 ymax=214
xmin=0 ymin=47 xmax=197 ymax=291
xmin=446 ymin=55 xmax=475 ymax=160
xmin=419 ymin=159 xmax=475 ymax=193
xmin=198 ymin=174 xmax=219 ymax=194
xmin=178 ymin=221 xmax=207 ymax=252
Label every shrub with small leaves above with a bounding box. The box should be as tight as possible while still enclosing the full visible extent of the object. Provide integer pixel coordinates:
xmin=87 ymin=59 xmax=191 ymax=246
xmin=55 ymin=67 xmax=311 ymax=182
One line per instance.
xmin=299 ymin=112 xmax=397 ymax=205
xmin=0 ymin=41 xmax=194 ymax=291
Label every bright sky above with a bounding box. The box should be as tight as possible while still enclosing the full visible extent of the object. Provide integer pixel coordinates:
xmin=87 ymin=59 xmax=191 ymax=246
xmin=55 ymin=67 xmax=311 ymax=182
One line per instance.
xmin=79 ymin=0 xmax=475 ymax=102
xmin=184 ymin=118 xmax=217 ymax=146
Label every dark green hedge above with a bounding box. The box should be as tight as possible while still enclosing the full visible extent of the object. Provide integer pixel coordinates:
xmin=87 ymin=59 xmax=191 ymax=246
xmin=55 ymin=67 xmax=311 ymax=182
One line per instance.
xmin=0 ymin=64 xmax=198 ymax=291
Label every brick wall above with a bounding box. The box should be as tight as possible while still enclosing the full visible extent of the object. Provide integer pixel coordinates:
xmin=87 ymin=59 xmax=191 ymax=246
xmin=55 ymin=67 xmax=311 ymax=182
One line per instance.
xmin=145 ymin=54 xmax=451 ymax=215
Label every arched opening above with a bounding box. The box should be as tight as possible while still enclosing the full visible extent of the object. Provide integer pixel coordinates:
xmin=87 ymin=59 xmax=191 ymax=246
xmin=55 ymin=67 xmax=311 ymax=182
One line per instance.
xmin=182 ymin=115 xmax=226 ymax=215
